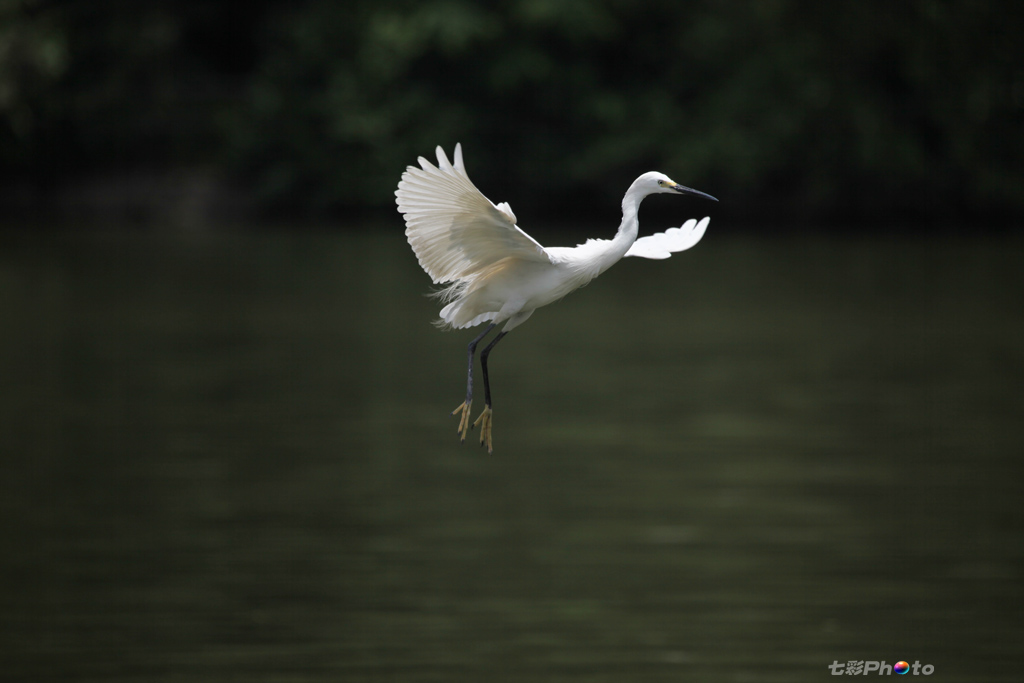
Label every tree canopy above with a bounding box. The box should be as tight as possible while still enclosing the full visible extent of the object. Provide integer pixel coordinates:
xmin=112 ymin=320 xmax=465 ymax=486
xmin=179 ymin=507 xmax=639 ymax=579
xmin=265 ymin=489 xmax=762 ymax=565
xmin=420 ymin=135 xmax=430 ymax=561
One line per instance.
xmin=2 ymin=0 xmax=1022 ymax=227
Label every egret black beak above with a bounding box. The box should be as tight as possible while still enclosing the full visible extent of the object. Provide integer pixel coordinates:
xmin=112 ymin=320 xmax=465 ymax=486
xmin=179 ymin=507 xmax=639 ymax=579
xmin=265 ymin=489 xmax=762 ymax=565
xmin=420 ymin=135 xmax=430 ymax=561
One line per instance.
xmin=672 ymin=183 xmax=718 ymax=202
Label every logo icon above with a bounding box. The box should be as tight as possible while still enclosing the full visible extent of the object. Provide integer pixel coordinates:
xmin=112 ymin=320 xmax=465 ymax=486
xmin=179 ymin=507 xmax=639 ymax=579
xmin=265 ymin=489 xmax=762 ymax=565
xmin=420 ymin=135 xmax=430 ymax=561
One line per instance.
xmin=828 ymin=660 xmax=934 ymax=676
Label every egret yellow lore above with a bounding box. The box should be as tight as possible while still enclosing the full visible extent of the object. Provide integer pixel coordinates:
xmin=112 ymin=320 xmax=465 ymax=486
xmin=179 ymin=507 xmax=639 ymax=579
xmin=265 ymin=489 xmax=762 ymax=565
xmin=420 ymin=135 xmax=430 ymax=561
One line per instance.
xmin=397 ymin=144 xmax=717 ymax=453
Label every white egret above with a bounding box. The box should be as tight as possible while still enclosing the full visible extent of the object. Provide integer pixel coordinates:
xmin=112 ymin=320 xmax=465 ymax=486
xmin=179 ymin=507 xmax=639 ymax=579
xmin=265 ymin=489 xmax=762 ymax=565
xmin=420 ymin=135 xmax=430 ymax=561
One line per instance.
xmin=397 ymin=144 xmax=717 ymax=452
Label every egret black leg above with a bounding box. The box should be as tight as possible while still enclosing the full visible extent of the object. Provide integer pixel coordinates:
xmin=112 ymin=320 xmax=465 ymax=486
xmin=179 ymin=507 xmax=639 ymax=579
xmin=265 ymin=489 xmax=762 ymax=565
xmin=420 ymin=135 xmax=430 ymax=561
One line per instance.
xmin=452 ymin=323 xmax=496 ymax=442
xmin=479 ymin=331 xmax=507 ymax=409
xmin=473 ymin=330 xmax=507 ymax=452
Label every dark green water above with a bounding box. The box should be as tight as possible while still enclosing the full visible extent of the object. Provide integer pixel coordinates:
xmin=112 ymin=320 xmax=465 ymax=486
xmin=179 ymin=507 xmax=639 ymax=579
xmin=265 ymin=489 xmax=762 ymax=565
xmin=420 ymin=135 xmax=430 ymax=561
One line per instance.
xmin=1 ymin=230 xmax=1021 ymax=681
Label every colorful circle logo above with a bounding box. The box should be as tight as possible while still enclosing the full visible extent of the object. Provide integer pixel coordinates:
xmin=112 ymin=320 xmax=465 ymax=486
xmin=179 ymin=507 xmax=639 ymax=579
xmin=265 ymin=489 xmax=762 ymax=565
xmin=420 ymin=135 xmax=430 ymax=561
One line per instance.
xmin=894 ymin=661 xmax=910 ymax=675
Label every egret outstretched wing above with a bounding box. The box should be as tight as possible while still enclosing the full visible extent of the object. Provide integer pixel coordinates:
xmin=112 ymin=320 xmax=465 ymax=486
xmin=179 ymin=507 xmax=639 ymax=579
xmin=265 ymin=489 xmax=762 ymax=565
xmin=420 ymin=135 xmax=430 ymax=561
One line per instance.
xmin=397 ymin=143 xmax=551 ymax=284
xmin=624 ymin=217 xmax=711 ymax=260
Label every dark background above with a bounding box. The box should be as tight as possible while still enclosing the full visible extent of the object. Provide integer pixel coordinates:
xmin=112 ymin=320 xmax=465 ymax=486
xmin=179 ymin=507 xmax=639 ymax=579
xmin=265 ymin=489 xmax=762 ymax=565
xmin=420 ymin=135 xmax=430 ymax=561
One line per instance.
xmin=1 ymin=2 xmax=1022 ymax=682
xmin=2 ymin=0 xmax=1023 ymax=228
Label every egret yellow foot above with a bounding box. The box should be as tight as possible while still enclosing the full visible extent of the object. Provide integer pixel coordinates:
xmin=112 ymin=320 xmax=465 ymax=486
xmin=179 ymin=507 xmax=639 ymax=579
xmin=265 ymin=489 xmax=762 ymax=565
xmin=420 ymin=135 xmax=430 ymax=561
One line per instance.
xmin=451 ymin=401 xmax=473 ymax=442
xmin=473 ymin=406 xmax=493 ymax=453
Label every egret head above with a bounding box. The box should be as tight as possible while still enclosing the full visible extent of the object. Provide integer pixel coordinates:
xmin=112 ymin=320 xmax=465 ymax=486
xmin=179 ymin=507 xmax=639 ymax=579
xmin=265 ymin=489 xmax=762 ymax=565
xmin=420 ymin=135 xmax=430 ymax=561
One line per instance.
xmin=635 ymin=171 xmax=718 ymax=202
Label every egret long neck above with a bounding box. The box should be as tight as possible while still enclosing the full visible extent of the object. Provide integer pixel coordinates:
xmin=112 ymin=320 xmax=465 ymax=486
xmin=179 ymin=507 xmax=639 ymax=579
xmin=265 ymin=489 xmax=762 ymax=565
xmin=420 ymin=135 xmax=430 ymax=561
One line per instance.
xmin=602 ymin=184 xmax=644 ymax=262
xmin=576 ymin=181 xmax=647 ymax=277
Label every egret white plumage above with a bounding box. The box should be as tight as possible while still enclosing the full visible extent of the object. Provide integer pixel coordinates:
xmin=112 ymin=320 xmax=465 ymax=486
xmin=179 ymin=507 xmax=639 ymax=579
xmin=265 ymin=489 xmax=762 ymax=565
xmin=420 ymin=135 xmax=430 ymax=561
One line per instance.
xmin=397 ymin=144 xmax=717 ymax=452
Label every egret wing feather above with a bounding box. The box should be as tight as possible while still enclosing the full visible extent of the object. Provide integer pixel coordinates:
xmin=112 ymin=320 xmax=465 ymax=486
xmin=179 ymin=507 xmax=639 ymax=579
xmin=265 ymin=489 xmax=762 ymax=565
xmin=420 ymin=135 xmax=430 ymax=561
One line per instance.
xmin=397 ymin=143 xmax=550 ymax=284
xmin=624 ymin=217 xmax=711 ymax=260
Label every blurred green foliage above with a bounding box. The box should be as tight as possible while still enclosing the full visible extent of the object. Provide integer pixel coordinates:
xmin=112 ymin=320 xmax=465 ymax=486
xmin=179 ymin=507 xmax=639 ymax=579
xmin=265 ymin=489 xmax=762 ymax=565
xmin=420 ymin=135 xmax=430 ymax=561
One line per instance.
xmin=2 ymin=0 xmax=1023 ymax=225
